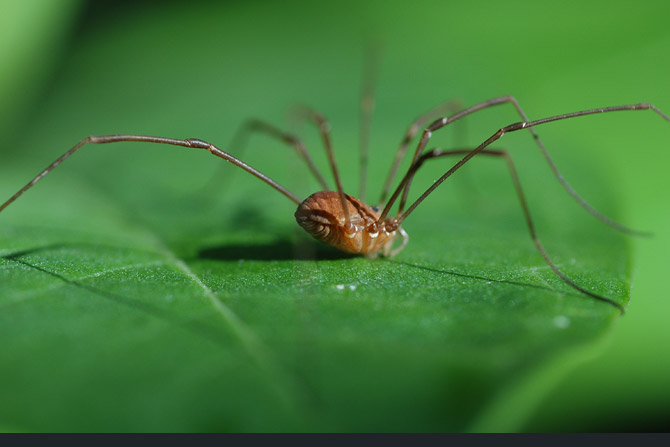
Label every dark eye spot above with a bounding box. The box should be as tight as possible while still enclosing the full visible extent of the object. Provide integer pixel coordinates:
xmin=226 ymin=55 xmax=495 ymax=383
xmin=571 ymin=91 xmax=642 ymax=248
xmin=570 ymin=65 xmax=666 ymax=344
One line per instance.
xmin=372 ymin=206 xmax=379 ymax=212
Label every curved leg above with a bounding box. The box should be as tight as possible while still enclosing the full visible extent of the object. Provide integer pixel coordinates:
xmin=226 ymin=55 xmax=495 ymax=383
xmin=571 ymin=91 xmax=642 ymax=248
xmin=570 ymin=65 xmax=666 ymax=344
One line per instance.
xmin=377 ymin=98 xmax=463 ymax=205
xmin=0 ymin=134 xmax=301 ymax=215
xmin=389 ymin=103 xmax=669 ymax=226
xmin=387 ymin=227 xmax=409 ymax=258
xmin=230 ymin=119 xmax=329 ymax=190
xmin=397 ymin=147 xmax=627 ymax=313
xmin=380 ymin=104 xmax=669 ymax=307
xmin=292 ymin=105 xmax=354 ymax=233
xmin=394 ymin=97 xmax=661 ymax=236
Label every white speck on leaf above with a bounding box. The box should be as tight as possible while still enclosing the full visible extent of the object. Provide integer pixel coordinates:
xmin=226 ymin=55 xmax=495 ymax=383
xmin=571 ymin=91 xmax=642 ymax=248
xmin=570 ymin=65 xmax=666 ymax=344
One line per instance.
xmin=553 ymin=315 xmax=570 ymax=329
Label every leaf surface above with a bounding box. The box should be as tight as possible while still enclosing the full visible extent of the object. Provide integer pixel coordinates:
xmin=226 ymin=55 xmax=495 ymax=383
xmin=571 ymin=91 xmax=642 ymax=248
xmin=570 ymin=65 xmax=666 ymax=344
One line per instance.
xmin=0 ymin=1 xmax=642 ymax=432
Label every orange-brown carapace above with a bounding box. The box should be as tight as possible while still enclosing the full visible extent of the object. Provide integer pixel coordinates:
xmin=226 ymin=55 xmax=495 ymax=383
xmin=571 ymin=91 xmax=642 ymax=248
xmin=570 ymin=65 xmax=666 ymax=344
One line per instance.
xmin=295 ymin=191 xmax=408 ymax=256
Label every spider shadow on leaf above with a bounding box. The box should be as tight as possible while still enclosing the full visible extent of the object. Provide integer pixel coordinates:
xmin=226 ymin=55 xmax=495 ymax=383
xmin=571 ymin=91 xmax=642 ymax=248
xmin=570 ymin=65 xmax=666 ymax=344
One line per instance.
xmin=196 ymin=200 xmax=356 ymax=261
xmin=196 ymin=237 xmax=356 ymax=261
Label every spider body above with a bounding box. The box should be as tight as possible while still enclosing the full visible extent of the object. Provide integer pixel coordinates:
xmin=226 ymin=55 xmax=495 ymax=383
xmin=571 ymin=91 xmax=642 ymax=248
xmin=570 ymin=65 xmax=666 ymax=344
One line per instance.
xmin=294 ymin=191 xmax=407 ymax=256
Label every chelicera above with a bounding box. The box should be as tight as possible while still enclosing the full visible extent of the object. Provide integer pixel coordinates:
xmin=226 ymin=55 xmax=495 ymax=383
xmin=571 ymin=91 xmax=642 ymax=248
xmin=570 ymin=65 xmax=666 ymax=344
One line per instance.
xmin=1 ymin=94 xmax=668 ymax=314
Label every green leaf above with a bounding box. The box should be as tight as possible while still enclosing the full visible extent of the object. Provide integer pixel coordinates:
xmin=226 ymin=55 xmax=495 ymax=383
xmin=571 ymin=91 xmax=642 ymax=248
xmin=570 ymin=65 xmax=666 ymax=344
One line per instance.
xmin=2 ymin=1 xmax=665 ymax=432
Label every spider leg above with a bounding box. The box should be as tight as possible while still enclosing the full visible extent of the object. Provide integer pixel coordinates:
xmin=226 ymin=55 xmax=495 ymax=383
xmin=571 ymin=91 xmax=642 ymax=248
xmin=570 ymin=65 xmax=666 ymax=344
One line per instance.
xmin=0 ymin=134 xmax=301 ymax=215
xmin=399 ymin=147 xmax=627 ymax=313
xmin=292 ymin=105 xmax=355 ymax=233
xmin=386 ymin=227 xmax=409 ymax=258
xmin=229 ymin=119 xmax=329 ymax=189
xmin=395 ymin=97 xmax=661 ymax=236
xmin=389 ymin=103 xmax=669 ymax=225
xmin=377 ymin=98 xmax=463 ymax=206
xmin=397 ymin=96 xmax=514 ymax=214
xmin=392 ymin=101 xmax=669 ymax=234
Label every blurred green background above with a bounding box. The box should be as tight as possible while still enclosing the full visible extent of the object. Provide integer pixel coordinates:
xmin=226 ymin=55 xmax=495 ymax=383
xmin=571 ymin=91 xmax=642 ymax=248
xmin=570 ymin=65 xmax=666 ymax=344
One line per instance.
xmin=0 ymin=0 xmax=669 ymax=432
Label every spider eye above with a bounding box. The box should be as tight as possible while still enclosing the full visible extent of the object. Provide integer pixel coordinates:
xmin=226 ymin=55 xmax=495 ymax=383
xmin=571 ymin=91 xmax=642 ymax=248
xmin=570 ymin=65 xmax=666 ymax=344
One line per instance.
xmin=372 ymin=206 xmax=379 ymax=212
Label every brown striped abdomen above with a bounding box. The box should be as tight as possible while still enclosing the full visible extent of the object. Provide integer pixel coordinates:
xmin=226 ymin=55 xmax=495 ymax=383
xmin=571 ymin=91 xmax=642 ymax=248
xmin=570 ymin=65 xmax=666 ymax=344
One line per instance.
xmin=294 ymin=191 xmax=398 ymax=255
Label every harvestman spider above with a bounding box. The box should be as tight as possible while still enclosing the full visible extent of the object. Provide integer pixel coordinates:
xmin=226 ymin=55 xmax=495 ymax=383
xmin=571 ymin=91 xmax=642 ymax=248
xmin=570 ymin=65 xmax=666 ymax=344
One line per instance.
xmin=1 ymin=92 xmax=668 ymax=314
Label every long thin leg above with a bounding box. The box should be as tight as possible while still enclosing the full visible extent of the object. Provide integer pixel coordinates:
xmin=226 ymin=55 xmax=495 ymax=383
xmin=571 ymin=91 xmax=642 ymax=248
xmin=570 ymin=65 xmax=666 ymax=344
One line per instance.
xmin=396 ymin=97 xmax=512 ymax=215
xmin=292 ymin=106 xmax=354 ymax=233
xmin=381 ymin=103 xmax=669 ymax=227
xmin=377 ymin=98 xmax=463 ymax=206
xmin=231 ymin=120 xmax=329 ymax=190
xmin=395 ymin=96 xmax=657 ymax=236
xmin=0 ymin=135 xmax=301 ymax=214
xmin=400 ymin=147 xmax=626 ymax=313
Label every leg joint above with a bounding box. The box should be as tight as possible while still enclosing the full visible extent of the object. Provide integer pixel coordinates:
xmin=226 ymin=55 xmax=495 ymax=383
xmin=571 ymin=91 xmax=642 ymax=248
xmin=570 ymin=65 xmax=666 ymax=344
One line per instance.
xmin=185 ymin=138 xmax=210 ymax=149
